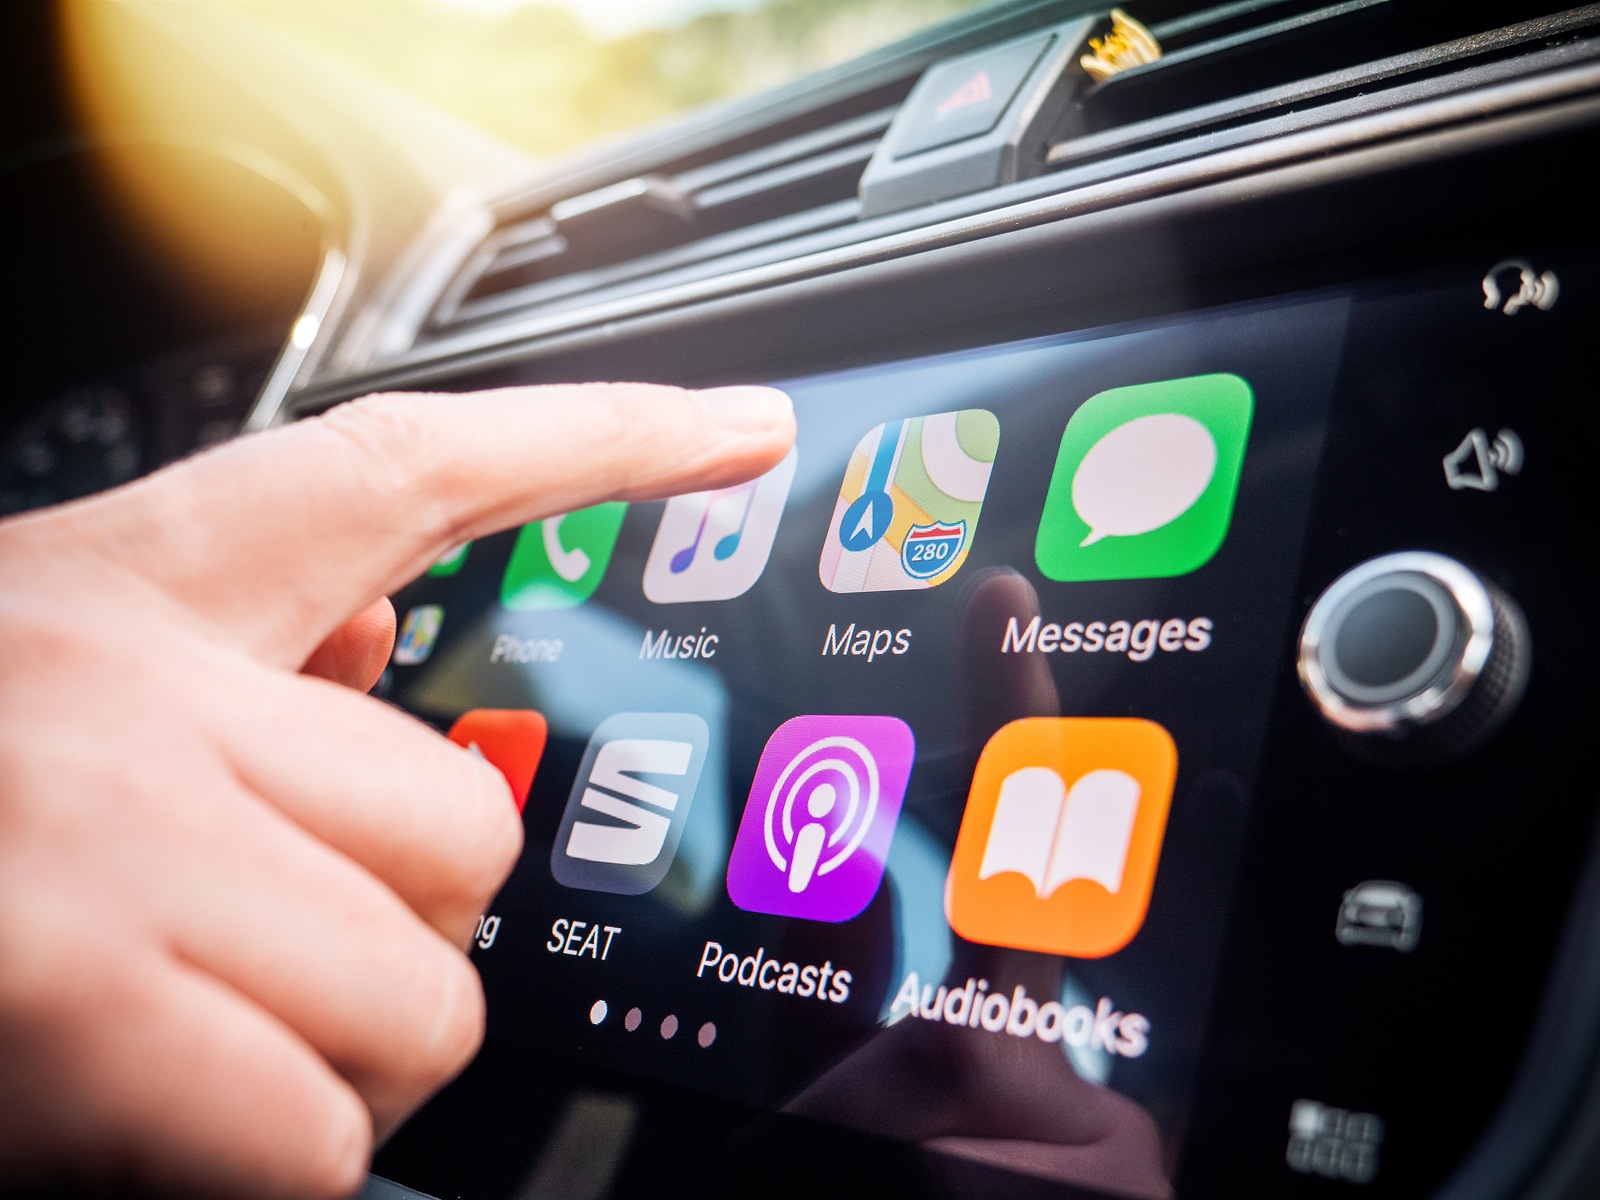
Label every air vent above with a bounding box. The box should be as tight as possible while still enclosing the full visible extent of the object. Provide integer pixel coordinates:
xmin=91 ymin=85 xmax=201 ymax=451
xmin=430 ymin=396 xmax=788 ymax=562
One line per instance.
xmin=1048 ymin=0 xmax=1594 ymax=168
xmin=417 ymin=0 xmax=1597 ymax=349
xmin=430 ymin=102 xmax=902 ymax=333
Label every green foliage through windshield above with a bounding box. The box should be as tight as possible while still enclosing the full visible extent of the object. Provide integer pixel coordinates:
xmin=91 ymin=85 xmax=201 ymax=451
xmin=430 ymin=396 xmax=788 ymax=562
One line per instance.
xmin=220 ymin=0 xmax=999 ymax=158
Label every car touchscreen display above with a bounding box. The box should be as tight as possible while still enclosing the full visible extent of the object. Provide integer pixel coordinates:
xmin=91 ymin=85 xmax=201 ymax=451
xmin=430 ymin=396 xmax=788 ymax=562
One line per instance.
xmin=381 ymin=294 xmax=1350 ymax=1199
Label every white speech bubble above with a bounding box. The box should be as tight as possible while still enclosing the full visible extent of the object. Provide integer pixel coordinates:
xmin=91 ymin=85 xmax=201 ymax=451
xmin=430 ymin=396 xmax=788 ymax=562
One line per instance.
xmin=1072 ymin=413 xmax=1217 ymax=546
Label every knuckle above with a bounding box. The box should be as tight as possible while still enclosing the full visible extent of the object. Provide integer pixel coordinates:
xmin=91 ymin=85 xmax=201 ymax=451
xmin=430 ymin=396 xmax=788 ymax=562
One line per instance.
xmin=412 ymin=949 xmax=485 ymax=1087
xmin=446 ymin=754 xmax=523 ymax=902
xmin=0 ymin=607 xmax=121 ymax=714
xmin=586 ymin=385 xmax=678 ymax=466
xmin=581 ymin=384 xmax=637 ymax=437
xmin=300 ymin=1087 xmax=372 ymax=1200
xmin=0 ymin=894 xmax=94 ymax=1031
xmin=309 ymin=395 xmax=452 ymax=537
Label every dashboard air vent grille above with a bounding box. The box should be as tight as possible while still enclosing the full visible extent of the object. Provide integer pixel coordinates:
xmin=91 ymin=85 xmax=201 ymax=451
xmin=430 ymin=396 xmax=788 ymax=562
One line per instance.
xmin=431 ymin=103 xmax=899 ymax=332
xmin=1049 ymin=0 xmax=1594 ymax=168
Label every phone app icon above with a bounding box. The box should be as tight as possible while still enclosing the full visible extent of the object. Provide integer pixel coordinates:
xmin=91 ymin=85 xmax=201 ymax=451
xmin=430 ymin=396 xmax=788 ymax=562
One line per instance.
xmin=1035 ymin=374 xmax=1253 ymax=582
xmin=644 ymin=448 xmax=797 ymax=603
xmin=428 ymin=541 xmax=472 ymax=578
xmin=447 ymin=709 xmax=548 ymax=814
xmin=819 ymin=409 xmax=999 ymax=593
xmin=551 ymin=713 xmax=710 ymax=895
xmin=726 ymin=715 xmax=915 ymax=922
xmin=393 ymin=605 xmax=444 ymax=665
xmin=501 ymin=503 xmax=627 ymax=610
xmin=946 ymin=718 xmax=1177 ymax=958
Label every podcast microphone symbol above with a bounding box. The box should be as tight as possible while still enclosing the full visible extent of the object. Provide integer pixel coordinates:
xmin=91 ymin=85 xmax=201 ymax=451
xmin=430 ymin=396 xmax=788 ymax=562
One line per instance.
xmin=787 ymin=778 xmax=839 ymax=894
xmin=727 ymin=716 xmax=916 ymax=922
xmin=770 ymin=738 xmax=881 ymax=895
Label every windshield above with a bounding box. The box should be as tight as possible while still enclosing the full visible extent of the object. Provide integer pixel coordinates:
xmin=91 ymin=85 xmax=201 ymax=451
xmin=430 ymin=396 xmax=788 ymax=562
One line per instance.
xmin=211 ymin=0 xmax=1002 ymax=158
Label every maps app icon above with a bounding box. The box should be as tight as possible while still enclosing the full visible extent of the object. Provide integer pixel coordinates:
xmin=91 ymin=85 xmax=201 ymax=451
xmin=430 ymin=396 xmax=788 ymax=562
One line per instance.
xmin=819 ymin=409 xmax=999 ymax=592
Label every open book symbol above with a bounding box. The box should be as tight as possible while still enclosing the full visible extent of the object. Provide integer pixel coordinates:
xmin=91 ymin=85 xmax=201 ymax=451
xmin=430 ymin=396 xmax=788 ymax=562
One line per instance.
xmin=978 ymin=767 xmax=1140 ymax=896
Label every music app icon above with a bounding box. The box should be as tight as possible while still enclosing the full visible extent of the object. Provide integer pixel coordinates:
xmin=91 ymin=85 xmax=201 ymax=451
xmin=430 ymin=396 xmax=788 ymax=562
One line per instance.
xmin=643 ymin=448 xmax=797 ymax=603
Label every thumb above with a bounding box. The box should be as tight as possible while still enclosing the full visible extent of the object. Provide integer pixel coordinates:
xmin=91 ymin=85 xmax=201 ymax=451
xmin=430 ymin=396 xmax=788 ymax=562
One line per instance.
xmin=78 ymin=383 xmax=794 ymax=666
xmin=300 ymin=597 xmax=396 ymax=692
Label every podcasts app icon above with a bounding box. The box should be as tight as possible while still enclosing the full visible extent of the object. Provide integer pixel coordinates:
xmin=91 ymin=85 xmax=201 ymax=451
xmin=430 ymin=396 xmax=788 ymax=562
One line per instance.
xmin=726 ymin=715 xmax=915 ymax=922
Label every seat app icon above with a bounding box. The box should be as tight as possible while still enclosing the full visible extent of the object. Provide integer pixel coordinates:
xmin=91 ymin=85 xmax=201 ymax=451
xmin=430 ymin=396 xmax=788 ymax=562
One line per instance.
xmin=501 ymin=502 xmax=627 ymax=610
xmin=447 ymin=709 xmax=548 ymax=814
xmin=819 ymin=409 xmax=999 ymax=592
xmin=726 ymin=715 xmax=915 ymax=922
xmin=552 ymin=713 xmax=710 ymax=895
xmin=644 ymin=448 xmax=796 ymax=603
xmin=1035 ymin=374 xmax=1252 ymax=582
xmin=946 ymin=718 xmax=1177 ymax=958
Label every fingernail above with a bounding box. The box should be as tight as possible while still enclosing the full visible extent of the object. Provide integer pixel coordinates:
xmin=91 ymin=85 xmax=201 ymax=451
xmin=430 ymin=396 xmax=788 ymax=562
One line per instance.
xmin=695 ymin=385 xmax=792 ymax=433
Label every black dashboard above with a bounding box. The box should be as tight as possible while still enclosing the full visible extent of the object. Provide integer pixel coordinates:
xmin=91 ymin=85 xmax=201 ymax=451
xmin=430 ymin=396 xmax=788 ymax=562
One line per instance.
xmin=7 ymin=2 xmax=1600 ymax=1198
xmin=362 ymin=228 xmax=1598 ymax=1200
xmin=0 ymin=137 xmax=324 ymax=515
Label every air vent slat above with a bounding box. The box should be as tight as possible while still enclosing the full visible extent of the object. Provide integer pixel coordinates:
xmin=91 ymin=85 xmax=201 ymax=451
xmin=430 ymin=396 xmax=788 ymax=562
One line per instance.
xmin=487 ymin=225 xmax=565 ymax=274
xmin=674 ymin=106 xmax=896 ymax=194
xmin=1151 ymin=0 xmax=1345 ymax=43
xmin=448 ymin=198 xmax=861 ymax=329
xmin=428 ymin=94 xmax=902 ymax=335
xmin=418 ymin=1 xmax=1597 ymax=348
xmin=695 ymin=139 xmax=879 ymax=210
xmin=1077 ymin=0 xmax=1394 ymax=132
xmin=1130 ymin=0 xmax=1387 ymax=79
xmin=1051 ymin=0 xmax=1598 ymax=167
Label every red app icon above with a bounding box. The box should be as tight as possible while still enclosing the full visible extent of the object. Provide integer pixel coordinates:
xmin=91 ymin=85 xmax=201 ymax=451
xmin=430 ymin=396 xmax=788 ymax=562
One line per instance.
xmin=447 ymin=709 xmax=548 ymax=813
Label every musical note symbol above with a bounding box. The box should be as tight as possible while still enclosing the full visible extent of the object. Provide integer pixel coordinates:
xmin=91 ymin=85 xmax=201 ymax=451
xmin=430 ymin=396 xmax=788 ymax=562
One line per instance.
xmin=713 ymin=486 xmax=755 ymax=562
xmin=669 ymin=482 xmax=756 ymax=574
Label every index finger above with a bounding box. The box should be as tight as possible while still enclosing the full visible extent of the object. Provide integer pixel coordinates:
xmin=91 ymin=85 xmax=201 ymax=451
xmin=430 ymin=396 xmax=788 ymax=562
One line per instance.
xmin=85 ymin=383 xmax=794 ymax=666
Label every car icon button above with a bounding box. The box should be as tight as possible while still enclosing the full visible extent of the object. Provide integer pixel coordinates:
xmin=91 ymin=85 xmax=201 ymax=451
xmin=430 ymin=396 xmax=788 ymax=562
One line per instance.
xmin=1335 ymin=880 xmax=1422 ymax=953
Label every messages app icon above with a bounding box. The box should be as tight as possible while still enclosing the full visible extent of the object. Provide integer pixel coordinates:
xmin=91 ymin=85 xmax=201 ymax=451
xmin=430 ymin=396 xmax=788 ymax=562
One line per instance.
xmin=1035 ymin=374 xmax=1252 ymax=582
xmin=946 ymin=718 xmax=1177 ymax=958
xmin=820 ymin=409 xmax=999 ymax=592
xmin=500 ymin=502 xmax=627 ymax=610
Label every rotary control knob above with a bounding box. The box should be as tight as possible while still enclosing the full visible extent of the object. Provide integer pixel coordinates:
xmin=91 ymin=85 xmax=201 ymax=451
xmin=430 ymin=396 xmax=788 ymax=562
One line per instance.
xmin=1297 ymin=552 xmax=1531 ymax=762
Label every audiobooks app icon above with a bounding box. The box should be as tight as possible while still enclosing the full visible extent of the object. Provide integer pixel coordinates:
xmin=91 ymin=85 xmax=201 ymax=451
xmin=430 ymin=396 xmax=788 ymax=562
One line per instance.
xmin=946 ymin=718 xmax=1177 ymax=958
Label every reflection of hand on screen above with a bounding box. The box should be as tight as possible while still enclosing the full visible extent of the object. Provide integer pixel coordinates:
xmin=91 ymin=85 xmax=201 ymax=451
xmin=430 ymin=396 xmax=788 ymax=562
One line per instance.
xmin=786 ymin=955 xmax=1171 ymax=1200
xmin=785 ymin=569 xmax=1171 ymax=1200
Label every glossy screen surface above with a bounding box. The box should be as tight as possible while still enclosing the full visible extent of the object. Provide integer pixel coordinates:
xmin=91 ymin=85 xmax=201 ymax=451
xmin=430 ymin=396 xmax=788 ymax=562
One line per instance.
xmin=381 ymin=294 xmax=1350 ymax=1198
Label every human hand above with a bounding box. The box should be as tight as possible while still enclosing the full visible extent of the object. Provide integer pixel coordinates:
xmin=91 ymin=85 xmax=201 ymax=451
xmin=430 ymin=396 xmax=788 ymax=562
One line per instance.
xmin=0 ymin=383 xmax=794 ymax=1198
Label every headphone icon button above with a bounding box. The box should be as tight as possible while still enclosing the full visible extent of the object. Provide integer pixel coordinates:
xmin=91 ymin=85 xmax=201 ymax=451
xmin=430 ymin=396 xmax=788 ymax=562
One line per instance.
xmin=1481 ymin=258 xmax=1559 ymax=316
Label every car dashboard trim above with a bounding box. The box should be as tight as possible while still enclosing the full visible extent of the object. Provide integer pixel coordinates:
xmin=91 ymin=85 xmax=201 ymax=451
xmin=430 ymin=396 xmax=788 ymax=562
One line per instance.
xmin=290 ymin=35 xmax=1600 ymax=414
